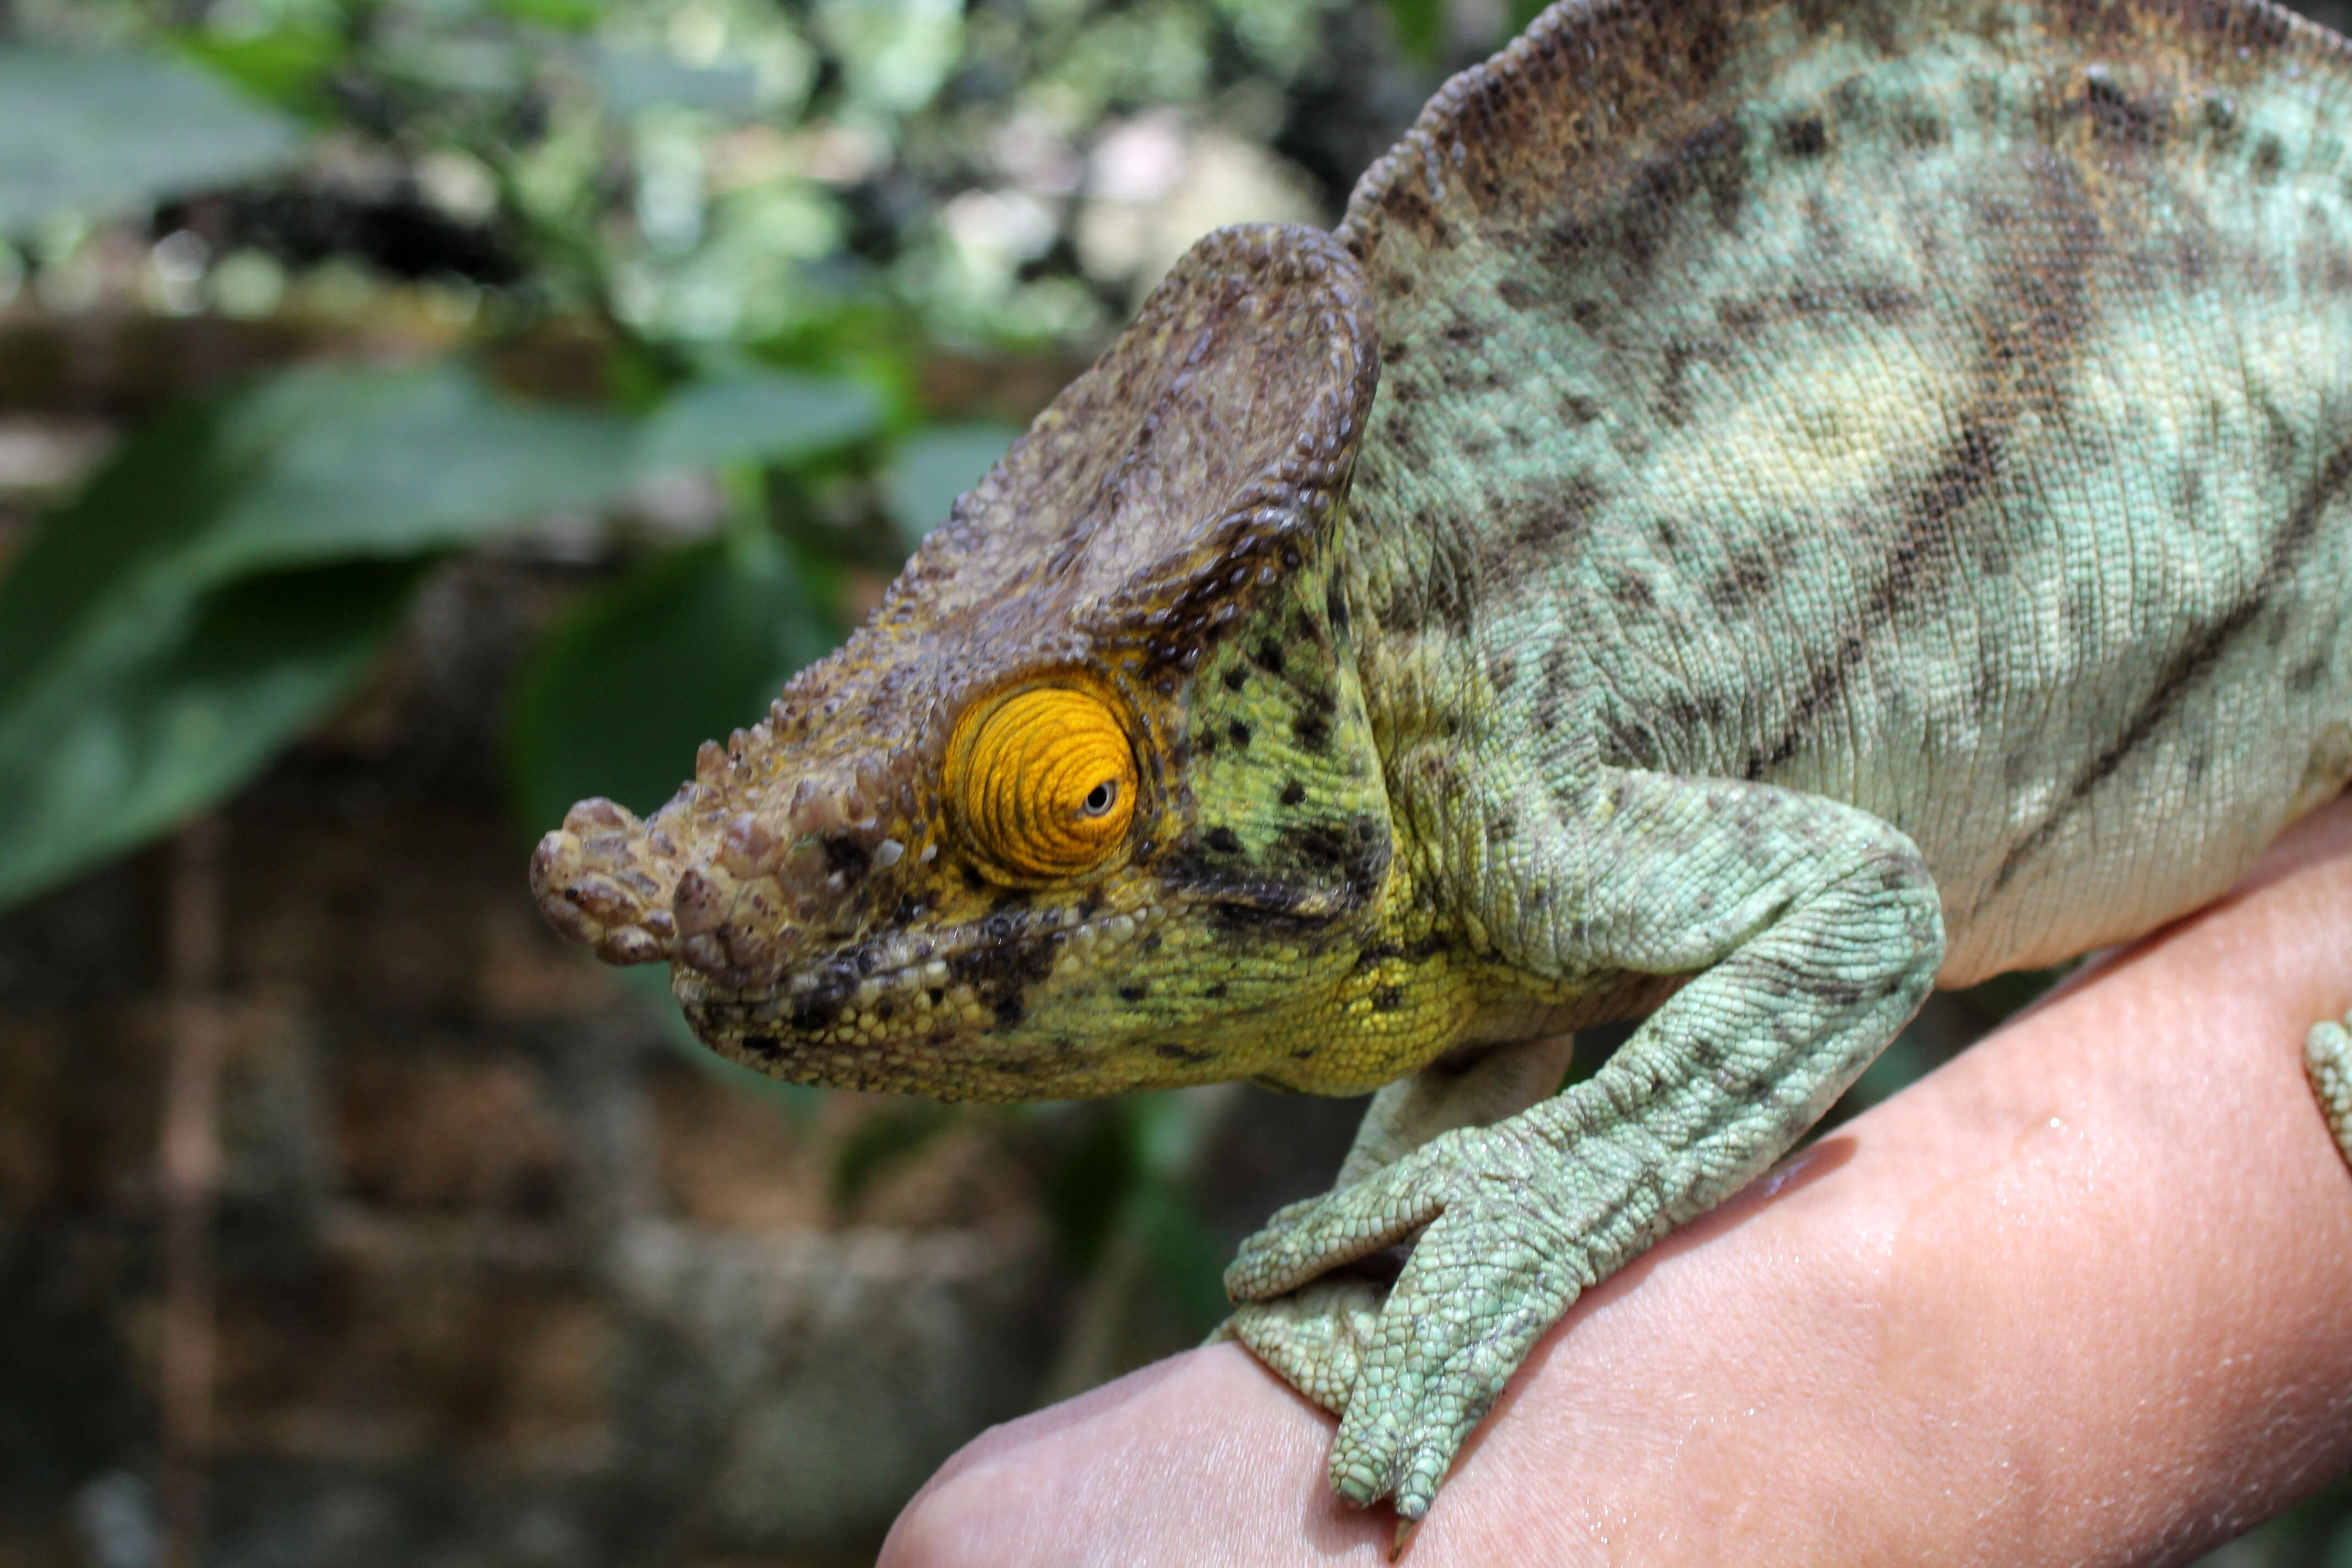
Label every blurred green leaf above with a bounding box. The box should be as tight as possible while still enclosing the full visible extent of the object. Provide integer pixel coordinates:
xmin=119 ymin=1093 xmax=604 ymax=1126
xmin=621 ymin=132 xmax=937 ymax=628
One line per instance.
xmin=492 ymin=0 xmax=607 ymax=28
xmin=638 ymin=370 xmax=886 ymax=476
xmin=1130 ymin=1178 xmax=1231 ymax=1338
xmin=172 ymin=364 xmax=637 ymax=578
xmin=0 ymin=363 xmax=652 ymax=912
xmin=831 ymin=1099 xmax=956 ymax=1210
xmin=0 ymin=48 xmax=303 ymax=231
xmin=380 ymin=35 xmax=527 ymax=95
xmin=1381 ymin=0 xmax=1445 ymax=62
xmin=815 ymin=0 xmax=963 ymax=116
xmin=0 ymin=559 xmax=427 ymax=911
xmin=1046 ymin=1108 xmax=1139 ymax=1274
xmin=885 ymin=423 xmax=1018 ymax=548
xmin=1512 ymin=0 xmax=1555 ymax=31
xmin=177 ymin=29 xmax=345 ymax=122
xmin=590 ymin=45 xmax=761 ymax=116
xmin=1950 ymin=961 xmax=2075 ymax=1023
xmin=505 ymin=527 xmax=832 ymax=832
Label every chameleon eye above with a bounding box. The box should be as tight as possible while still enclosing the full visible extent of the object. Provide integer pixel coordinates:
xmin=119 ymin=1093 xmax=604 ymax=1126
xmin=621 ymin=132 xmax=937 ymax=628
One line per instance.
xmin=948 ymin=684 xmax=1139 ymax=881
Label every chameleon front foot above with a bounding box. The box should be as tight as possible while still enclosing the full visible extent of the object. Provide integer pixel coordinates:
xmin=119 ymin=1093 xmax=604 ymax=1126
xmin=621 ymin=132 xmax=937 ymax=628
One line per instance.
xmin=1226 ymin=1126 xmax=1594 ymax=1520
xmin=1227 ymin=1278 xmax=1384 ymax=1416
xmin=2306 ymin=1009 xmax=2352 ymax=1170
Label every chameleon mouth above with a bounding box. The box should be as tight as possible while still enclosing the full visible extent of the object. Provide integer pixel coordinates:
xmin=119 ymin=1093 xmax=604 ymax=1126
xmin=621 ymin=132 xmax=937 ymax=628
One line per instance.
xmin=671 ymin=900 xmax=1170 ymax=1078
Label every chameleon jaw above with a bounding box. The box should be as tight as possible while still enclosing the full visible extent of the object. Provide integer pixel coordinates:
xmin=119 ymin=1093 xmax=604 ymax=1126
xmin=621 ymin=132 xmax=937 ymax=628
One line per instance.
xmin=673 ymin=897 xmax=1181 ymax=1097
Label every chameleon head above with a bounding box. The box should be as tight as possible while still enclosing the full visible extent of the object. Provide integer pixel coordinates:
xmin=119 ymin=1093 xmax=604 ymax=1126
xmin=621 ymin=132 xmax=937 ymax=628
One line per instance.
xmin=530 ymin=224 xmax=1440 ymax=1100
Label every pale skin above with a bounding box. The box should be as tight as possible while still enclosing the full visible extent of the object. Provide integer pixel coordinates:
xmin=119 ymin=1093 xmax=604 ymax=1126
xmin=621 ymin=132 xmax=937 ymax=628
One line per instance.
xmin=881 ymin=792 xmax=2352 ymax=1567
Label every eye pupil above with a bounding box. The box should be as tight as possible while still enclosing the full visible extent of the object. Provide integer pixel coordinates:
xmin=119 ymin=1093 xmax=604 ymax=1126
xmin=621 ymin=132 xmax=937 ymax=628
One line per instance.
xmin=1081 ymin=780 xmax=1117 ymax=816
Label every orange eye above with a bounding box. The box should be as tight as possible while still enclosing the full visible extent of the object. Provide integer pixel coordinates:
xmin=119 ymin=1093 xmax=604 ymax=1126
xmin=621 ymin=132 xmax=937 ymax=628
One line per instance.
xmin=948 ymin=685 xmax=1139 ymax=881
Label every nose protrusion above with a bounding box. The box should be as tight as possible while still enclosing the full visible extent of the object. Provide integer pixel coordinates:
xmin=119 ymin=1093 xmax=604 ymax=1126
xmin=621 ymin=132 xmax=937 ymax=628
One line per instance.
xmin=530 ymin=762 xmax=912 ymax=987
xmin=530 ymin=798 xmax=685 ymax=967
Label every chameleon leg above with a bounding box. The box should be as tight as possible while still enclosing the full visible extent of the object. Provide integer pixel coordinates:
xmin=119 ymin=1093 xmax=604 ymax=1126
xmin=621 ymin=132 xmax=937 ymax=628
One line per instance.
xmin=1223 ymin=1035 xmax=1577 ymax=1415
xmin=2306 ymin=1010 xmax=2352 ymax=1169
xmin=1226 ymin=770 xmax=1945 ymax=1518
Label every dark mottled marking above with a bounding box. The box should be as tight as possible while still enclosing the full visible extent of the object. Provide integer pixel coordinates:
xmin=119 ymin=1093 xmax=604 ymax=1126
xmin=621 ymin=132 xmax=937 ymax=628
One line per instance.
xmin=1513 ymin=472 xmax=1607 ymax=549
xmin=1370 ymin=985 xmax=1406 ymax=1012
xmin=1808 ymin=976 xmax=1866 ymax=1007
xmin=1228 ymin=718 xmax=1253 ymax=749
xmin=1749 ymin=411 xmax=2010 ymax=775
xmin=2080 ymin=67 xmax=2165 ymax=148
xmin=993 ymin=996 xmax=1025 ymax=1027
xmin=820 ymin=833 xmax=870 ymax=879
xmin=2288 ymin=655 xmax=2329 ymax=693
xmin=1707 ymin=545 xmax=1772 ymax=610
xmin=1222 ymin=666 xmax=1248 ymax=693
xmin=1118 ymin=983 xmax=1147 ymax=1002
xmin=1779 ymin=113 xmax=1827 ymax=157
xmin=1203 ymin=982 xmax=1227 ymax=1000
xmin=1378 ymin=586 xmax=1424 ymax=635
xmin=1254 ymin=638 xmax=1286 ymax=675
xmin=2175 ymin=465 xmax=2207 ymax=521
xmin=1283 ymin=823 xmax=1349 ymax=868
xmin=1280 ymin=780 xmax=1308 ymax=807
xmin=1991 ymin=431 xmax=2352 ymax=895
xmin=1654 ymin=336 xmax=1730 ymax=427
xmin=961 ymin=866 xmax=989 ymax=892
xmin=1155 ymin=1042 xmax=1215 ymax=1064
xmin=2255 ymin=134 xmax=2284 ymax=180
xmin=1205 ymin=826 xmax=1244 ymax=855
xmin=1382 ymin=411 xmax=1421 ymax=460
xmin=1325 ymin=580 xmax=1352 ymax=636
xmin=1497 ymin=276 xmax=1543 ymax=311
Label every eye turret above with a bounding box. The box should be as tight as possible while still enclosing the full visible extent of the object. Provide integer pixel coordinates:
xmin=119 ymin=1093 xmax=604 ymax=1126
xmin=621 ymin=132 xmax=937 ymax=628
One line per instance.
xmin=947 ymin=684 xmax=1138 ymax=881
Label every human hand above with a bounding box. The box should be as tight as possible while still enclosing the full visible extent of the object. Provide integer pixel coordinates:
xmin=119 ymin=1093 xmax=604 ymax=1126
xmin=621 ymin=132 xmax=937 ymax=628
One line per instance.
xmin=882 ymin=794 xmax=2352 ymax=1567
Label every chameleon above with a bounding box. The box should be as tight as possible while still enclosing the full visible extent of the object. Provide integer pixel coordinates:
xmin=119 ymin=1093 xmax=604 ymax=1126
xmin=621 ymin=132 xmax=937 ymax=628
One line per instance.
xmin=530 ymin=0 xmax=2352 ymax=1523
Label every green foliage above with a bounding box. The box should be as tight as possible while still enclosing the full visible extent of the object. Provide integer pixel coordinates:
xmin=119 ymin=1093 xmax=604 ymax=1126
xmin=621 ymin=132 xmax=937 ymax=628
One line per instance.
xmin=1379 ymin=0 xmax=1445 ymax=62
xmin=0 ymin=361 xmax=881 ymax=912
xmin=0 ymin=47 xmax=301 ymax=231
xmin=638 ymin=371 xmax=886 ymax=478
xmin=1045 ymin=1094 xmax=1232 ymax=1338
xmin=505 ymin=527 xmax=831 ymax=830
xmin=0 ymin=364 xmax=625 ymax=908
xmin=831 ymin=1098 xmax=957 ymax=1210
xmin=0 ymin=555 xmax=426 ymax=914
xmin=884 ymin=423 xmax=1021 ymax=547
xmin=174 ymin=28 xmax=346 ymax=122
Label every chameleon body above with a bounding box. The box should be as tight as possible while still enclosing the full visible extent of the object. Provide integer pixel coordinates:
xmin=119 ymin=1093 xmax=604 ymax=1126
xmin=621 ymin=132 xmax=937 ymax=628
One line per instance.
xmin=533 ymin=0 xmax=2352 ymax=1520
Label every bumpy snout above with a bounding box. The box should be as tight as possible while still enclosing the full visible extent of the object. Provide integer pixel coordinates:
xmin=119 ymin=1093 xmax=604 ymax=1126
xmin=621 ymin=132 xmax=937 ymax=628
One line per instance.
xmin=530 ymin=738 xmax=911 ymax=989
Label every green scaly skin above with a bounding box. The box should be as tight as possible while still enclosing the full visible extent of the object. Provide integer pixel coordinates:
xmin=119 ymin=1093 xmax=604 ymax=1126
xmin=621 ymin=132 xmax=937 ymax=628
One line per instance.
xmin=533 ymin=0 xmax=2352 ymax=1521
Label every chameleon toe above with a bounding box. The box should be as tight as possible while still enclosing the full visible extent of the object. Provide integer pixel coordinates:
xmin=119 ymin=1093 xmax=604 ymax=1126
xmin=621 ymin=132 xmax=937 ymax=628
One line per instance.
xmin=2306 ymin=1012 xmax=2352 ymax=1170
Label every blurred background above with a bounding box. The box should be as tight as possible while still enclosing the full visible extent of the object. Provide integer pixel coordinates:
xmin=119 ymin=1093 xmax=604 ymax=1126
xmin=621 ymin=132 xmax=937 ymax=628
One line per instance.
xmin=0 ymin=1 xmax=2347 ymax=1564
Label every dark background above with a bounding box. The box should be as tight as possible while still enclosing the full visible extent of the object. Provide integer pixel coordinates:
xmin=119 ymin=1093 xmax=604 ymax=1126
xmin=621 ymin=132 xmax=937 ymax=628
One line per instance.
xmin=0 ymin=1 xmax=2346 ymax=1564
